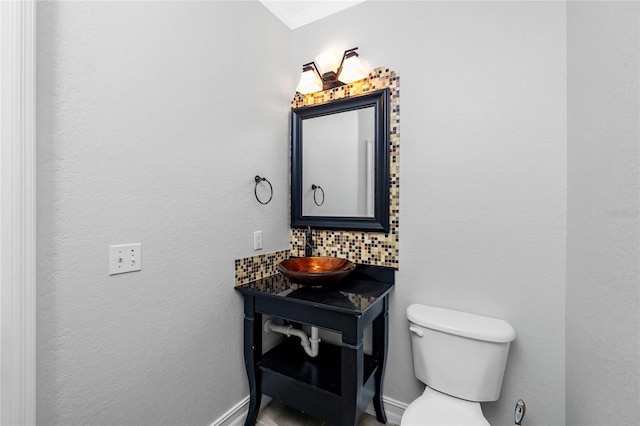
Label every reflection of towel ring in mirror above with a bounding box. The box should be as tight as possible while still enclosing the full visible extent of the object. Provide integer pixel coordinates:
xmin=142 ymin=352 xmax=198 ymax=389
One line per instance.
xmin=311 ymin=184 xmax=325 ymax=206
xmin=255 ymin=176 xmax=273 ymax=205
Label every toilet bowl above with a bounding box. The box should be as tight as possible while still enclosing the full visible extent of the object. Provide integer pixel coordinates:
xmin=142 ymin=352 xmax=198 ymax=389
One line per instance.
xmin=401 ymin=387 xmax=488 ymax=426
xmin=401 ymin=304 xmax=516 ymax=426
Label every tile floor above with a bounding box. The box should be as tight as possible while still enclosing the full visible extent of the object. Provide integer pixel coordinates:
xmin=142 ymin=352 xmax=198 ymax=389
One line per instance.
xmin=256 ymin=399 xmax=395 ymax=426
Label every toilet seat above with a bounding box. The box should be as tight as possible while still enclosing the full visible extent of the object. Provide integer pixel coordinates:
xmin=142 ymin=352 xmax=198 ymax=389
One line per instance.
xmin=400 ymin=387 xmax=490 ymax=426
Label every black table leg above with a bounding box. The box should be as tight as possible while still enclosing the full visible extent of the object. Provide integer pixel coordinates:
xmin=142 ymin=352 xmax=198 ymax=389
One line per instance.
xmin=372 ymin=296 xmax=389 ymax=423
xmin=341 ymin=322 xmax=364 ymax=426
xmin=243 ymin=297 xmax=262 ymax=426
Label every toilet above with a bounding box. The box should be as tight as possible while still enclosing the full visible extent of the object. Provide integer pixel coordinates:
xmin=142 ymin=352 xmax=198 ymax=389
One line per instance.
xmin=401 ymin=304 xmax=516 ymax=426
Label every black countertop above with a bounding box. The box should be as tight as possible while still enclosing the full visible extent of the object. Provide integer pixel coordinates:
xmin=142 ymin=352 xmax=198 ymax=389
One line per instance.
xmin=234 ymin=264 xmax=395 ymax=315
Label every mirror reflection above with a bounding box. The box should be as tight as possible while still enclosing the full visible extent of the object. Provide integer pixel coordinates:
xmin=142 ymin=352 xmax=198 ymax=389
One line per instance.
xmin=302 ymin=106 xmax=375 ymax=217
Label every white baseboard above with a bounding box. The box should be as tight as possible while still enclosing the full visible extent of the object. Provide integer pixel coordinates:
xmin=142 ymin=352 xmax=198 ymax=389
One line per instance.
xmin=211 ymin=395 xmax=249 ymax=426
xmin=365 ymin=395 xmax=408 ymax=425
xmin=213 ymin=394 xmax=407 ymax=426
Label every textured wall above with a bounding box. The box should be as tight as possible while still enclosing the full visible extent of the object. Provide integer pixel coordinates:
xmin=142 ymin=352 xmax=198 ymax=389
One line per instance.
xmin=36 ymin=1 xmax=290 ymax=424
xmin=566 ymin=2 xmax=640 ymax=425
xmin=292 ymin=2 xmax=567 ymax=424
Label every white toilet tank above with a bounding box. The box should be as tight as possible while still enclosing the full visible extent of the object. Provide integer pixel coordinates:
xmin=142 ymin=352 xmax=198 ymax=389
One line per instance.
xmin=407 ymin=304 xmax=516 ymax=402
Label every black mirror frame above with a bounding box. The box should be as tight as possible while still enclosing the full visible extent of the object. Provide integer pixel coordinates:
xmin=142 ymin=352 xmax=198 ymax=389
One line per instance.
xmin=291 ymin=88 xmax=390 ymax=232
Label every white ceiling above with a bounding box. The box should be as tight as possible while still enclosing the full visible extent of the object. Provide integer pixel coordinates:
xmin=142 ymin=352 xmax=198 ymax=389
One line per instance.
xmin=260 ymin=1 xmax=366 ymax=29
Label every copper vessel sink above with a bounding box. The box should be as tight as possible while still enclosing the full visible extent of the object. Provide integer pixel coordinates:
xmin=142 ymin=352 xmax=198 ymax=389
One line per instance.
xmin=277 ymin=257 xmax=356 ymax=286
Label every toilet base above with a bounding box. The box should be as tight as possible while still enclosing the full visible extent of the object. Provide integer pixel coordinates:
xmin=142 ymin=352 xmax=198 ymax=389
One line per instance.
xmin=400 ymin=387 xmax=490 ymax=426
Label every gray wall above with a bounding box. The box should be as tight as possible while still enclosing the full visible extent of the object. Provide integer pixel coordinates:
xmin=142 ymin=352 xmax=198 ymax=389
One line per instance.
xmin=566 ymin=2 xmax=640 ymax=425
xmin=36 ymin=1 xmax=291 ymax=424
xmin=292 ymin=2 xmax=567 ymax=425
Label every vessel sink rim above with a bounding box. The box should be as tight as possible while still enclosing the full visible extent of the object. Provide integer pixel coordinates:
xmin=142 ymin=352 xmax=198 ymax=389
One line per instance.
xmin=277 ymin=256 xmax=356 ymax=280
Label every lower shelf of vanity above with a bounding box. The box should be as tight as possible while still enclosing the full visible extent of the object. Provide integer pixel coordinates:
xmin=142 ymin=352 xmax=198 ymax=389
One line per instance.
xmin=259 ymin=337 xmax=378 ymax=424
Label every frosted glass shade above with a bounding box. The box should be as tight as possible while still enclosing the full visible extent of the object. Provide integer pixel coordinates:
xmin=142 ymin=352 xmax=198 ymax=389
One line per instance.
xmin=338 ymin=55 xmax=366 ymax=84
xmin=314 ymin=50 xmax=342 ymax=76
xmin=296 ymin=68 xmax=322 ymax=94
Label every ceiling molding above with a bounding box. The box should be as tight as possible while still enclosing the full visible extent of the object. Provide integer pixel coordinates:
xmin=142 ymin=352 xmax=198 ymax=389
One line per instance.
xmin=260 ymin=1 xmax=366 ymax=29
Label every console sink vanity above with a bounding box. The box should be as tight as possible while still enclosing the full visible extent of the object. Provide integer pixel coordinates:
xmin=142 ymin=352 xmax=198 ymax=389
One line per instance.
xmin=235 ymin=64 xmax=400 ymax=426
xmin=235 ymin=264 xmax=395 ymax=426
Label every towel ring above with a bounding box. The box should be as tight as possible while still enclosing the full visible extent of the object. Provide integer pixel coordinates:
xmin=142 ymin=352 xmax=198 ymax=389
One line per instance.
xmin=255 ymin=176 xmax=273 ymax=205
xmin=311 ymin=184 xmax=324 ymax=206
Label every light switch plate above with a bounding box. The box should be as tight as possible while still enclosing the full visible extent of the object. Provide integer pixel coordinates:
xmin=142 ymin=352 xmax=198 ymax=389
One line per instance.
xmin=109 ymin=243 xmax=142 ymax=275
xmin=253 ymin=231 xmax=263 ymax=251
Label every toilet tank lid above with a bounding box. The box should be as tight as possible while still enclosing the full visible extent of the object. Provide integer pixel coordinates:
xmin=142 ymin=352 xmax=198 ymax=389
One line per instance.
xmin=407 ymin=304 xmax=516 ymax=343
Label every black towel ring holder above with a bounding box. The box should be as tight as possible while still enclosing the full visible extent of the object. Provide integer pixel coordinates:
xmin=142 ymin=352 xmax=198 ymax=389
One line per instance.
xmin=254 ymin=176 xmax=273 ymax=205
xmin=311 ymin=184 xmax=325 ymax=206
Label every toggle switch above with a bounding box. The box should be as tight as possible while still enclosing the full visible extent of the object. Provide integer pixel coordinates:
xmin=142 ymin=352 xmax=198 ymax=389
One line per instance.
xmin=109 ymin=243 xmax=142 ymax=275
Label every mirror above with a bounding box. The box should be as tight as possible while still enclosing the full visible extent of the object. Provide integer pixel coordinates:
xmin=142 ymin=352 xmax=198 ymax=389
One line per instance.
xmin=291 ymin=89 xmax=390 ymax=232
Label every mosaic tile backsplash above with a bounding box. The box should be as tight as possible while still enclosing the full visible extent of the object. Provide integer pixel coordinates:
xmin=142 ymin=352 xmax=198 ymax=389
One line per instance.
xmin=234 ymin=249 xmax=290 ymax=286
xmin=290 ymin=67 xmax=400 ymax=269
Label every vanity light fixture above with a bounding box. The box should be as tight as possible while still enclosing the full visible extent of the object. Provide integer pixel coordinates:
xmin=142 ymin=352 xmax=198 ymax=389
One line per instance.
xmin=295 ymin=47 xmax=367 ymax=94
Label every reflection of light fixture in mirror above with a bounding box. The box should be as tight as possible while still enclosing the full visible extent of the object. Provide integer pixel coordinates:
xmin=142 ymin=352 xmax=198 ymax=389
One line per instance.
xmin=295 ymin=47 xmax=367 ymax=94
